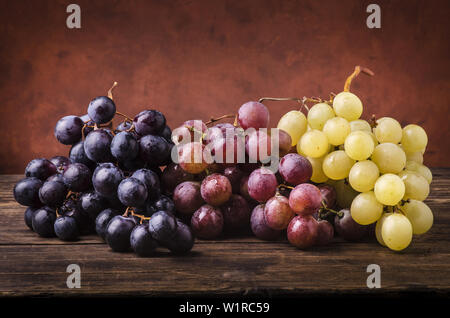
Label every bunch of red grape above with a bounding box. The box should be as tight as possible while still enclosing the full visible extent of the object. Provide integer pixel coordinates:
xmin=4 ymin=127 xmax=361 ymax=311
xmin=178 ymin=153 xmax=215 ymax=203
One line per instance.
xmin=13 ymin=84 xmax=194 ymax=256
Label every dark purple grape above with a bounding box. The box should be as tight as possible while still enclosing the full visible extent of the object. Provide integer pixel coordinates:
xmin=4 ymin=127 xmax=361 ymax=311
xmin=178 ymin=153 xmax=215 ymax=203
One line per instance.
xmin=54 ymin=115 xmax=83 ymax=145
xmin=287 ymin=215 xmax=318 ymax=249
xmin=279 ymin=154 xmax=312 ymax=185
xmin=152 ymin=195 xmax=175 ymax=214
xmin=92 ymin=163 xmax=124 ymax=198
xmin=223 ymin=166 xmax=244 ymax=193
xmin=173 ymin=181 xmax=204 ymax=215
xmin=160 ymin=125 xmax=172 ymax=143
xmin=220 ymin=194 xmax=251 ymax=231
xmin=131 ymin=168 xmax=161 ymax=201
xmin=191 ymin=204 xmax=224 ymax=239
xmin=334 ymin=208 xmax=368 ymax=241
xmin=80 ymin=191 xmax=108 ymax=219
xmin=316 ymin=220 xmax=334 ymax=246
xmin=161 ymin=163 xmax=194 ymax=194
xmin=116 ymin=121 xmax=132 ymax=132
xmin=46 ymin=174 xmax=64 ymax=183
xmin=24 ymin=207 xmax=37 ymax=230
xmin=25 ymin=158 xmax=57 ymax=181
xmin=63 ymin=163 xmax=92 ymax=192
xmin=38 ymin=180 xmax=67 ymax=207
xmin=289 ymin=183 xmax=322 ymax=215
xmin=166 ymin=220 xmax=194 ymax=254
xmin=54 ymin=216 xmax=79 ymax=241
xmin=32 ymin=207 xmax=56 ymax=237
xmin=111 ymin=131 xmax=139 ymax=162
xmin=14 ymin=177 xmax=43 ymax=207
xmin=69 ymin=141 xmax=95 ymax=169
xmin=133 ymin=110 xmax=166 ymax=135
xmin=83 ymin=129 xmax=113 ymax=163
xmin=50 ymin=156 xmax=71 ymax=174
xmin=117 ymin=177 xmax=148 ymax=207
xmin=148 ymin=210 xmax=177 ymax=245
xmin=247 ymin=167 xmax=278 ymax=203
xmin=237 ymin=101 xmax=269 ymax=130
xmin=87 ymin=96 xmax=116 ymax=124
xmin=95 ymin=208 xmax=120 ymax=240
xmin=318 ymin=184 xmax=336 ymax=208
xmin=139 ymin=134 xmax=170 ymax=166
xmin=250 ymin=204 xmax=281 ymax=241
xmin=130 ymin=224 xmax=158 ymax=256
xmin=264 ymin=195 xmax=295 ymax=230
xmin=105 ymin=215 xmax=136 ymax=252
xmin=200 ymin=173 xmax=232 ymax=206
xmin=62 ymin=201 xmax=95 ymax=235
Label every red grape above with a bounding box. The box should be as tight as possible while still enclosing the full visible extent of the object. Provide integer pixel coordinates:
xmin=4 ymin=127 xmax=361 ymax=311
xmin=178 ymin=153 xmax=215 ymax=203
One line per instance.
xmin=237 ymin=101 xmax=269 ymax=130
xmin=316 ymin=220 xmax=334 ymax=246
xmin=250 ymin=204 xmax=281 ymax=240
xmin=223 ymin=166 xmax=244 ymax=193
xmin=289 ymin=183 xmax=322 ymax=215
xmin=161 ymin=163 xmax=194 ymax=194
xmin=200 ymin=173 xmax=232 ymax=206
xmin=279 ymin=153 xmax=312 ymax=185
xmin=247 ymin=167 xmax=278 ymax=203
xmin=287 ymin=215 xmax=319 ymax=249
xmin=191 ymin=204 xmax=224 ymax=239
xmin=318 ymin=184 xmax=336 ymax=208
xmin=263 ymin=195 xmax=295 ymax=230
xmin=220 ymin=194 xmax=251 ymax=231
xmin=172 ymin=120 xmax=207 ymax=144
xmin=173 ymin=181 xmax=204 ymax=215
xmin=178 ymin=142 xmax=210 ymax=174
xmin=334 ymin=208 xmax=368 ymax=241
xmin=210 ymin=135 xmax=245 ymax=164
xmin=245 ymin=130 xmax=271 ymax=162
xmin=274 ymin=128 xmax=292 ymax=157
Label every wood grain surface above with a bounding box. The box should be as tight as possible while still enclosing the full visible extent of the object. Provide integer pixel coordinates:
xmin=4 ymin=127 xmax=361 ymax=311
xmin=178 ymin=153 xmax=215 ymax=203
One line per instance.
xmin=0 ymin=169 xmax=449 ymax=296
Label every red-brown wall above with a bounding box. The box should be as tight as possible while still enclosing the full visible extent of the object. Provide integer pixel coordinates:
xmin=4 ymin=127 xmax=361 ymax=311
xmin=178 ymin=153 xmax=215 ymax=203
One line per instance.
xmin=0 ymin=0 xmax=449 ymax=173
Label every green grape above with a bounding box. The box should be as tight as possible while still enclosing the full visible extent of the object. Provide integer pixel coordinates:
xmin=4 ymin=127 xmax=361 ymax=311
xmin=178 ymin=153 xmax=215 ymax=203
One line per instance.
xmin=332 ymin=92 xmax=363 ymax=121
xmin=334 ymin=179 xmax=359 ymax=208
xmin=348 ymin=160 xmax=379 ymax=192
xmin=307 ymin=156 xmax=328 ymax=183
xmin=307 ymin=103 xmax=335 ymax=130
xmin=368 ymin=131 xmax=379 ymax=147
xmin=350 ymin=119 xmax=372 ymax=132
xmin=401 ymin=200 xmax=433 ymax=234
xmin=401 ymin=124 xmax=428 ymax=153
xmin=350 ymin=191 xmax=383 ymax=225
xmin=375 ymin=213 xmax=392 ymax=247
xmin=405 ymin=151 xmax=424 ymax=164
xmin=381 ymin=213 xmax=413 ymax=251
xmin=398 ymin=170 xmax=430 ymax=201
xmin=277 ymin=110 xmax=307 ymax=146
xmin=322 ymin=150 xmax=355 ymax=180
xmin=344 ymin=131 xmax=374 ymax=160
xmin=298 ymin=129 xmax=329 ymax=158
xmin=371 ymin=143 xmax=406 ymax=174
xmin=374 ymin=173 xmax=405 ymax=206
xmin=405 ymin=161 xmax=432 ymax=184
xmin=323 ymin=117 xmax=351 ymax=146
xmin=374 ymin=117 xmax=402 ymax=144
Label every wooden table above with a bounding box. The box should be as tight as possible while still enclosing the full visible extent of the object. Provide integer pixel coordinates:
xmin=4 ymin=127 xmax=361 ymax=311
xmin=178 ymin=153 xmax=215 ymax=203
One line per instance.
xmin=1 ymin=170 xmax=449 ymax=297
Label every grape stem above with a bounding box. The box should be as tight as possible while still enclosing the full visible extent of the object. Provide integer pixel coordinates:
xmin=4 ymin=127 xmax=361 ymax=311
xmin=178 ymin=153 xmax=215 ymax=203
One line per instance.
xmin=115 ymin=111 xmax=134 ymax=122
xmin=129 ymin=209 xmax=151 ymax=224
xmin=320 ymin=206 xmax=344 ymax=218
xmin=277 ymin=184 xmax=294 ymax=190
xmin=107 ymin=81 xmax=118 ymax=100
xmin=343 ymin=66 xmax=374 ymax=92
xmin=258 ymin=97 xmax=310 ymax=113
xmin=55 ymin=208 xmax=60 ymax=218
xmin=205 ymin=114 xmax=236 ymax=126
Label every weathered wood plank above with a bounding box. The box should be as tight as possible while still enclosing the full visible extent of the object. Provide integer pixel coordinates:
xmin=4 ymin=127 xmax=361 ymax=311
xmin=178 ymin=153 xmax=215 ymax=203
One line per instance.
xmin=0 ymin=170 xmax=449 ymax=296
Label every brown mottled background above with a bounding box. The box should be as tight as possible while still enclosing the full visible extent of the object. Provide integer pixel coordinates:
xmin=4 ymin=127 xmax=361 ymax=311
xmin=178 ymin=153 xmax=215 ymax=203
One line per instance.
xmin=0 ymin=0 xmax=449 ymax=173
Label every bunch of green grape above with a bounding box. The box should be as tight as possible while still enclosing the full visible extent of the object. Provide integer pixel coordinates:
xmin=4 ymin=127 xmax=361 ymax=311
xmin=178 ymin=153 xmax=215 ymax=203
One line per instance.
xmin=277 ymin=67 xmax=433 ymax=252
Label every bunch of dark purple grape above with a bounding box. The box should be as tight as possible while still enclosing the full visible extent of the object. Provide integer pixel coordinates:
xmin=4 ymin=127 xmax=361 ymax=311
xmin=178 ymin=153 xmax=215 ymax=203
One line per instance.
xmin=13 ymin=85 xmax=194 ymax=256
